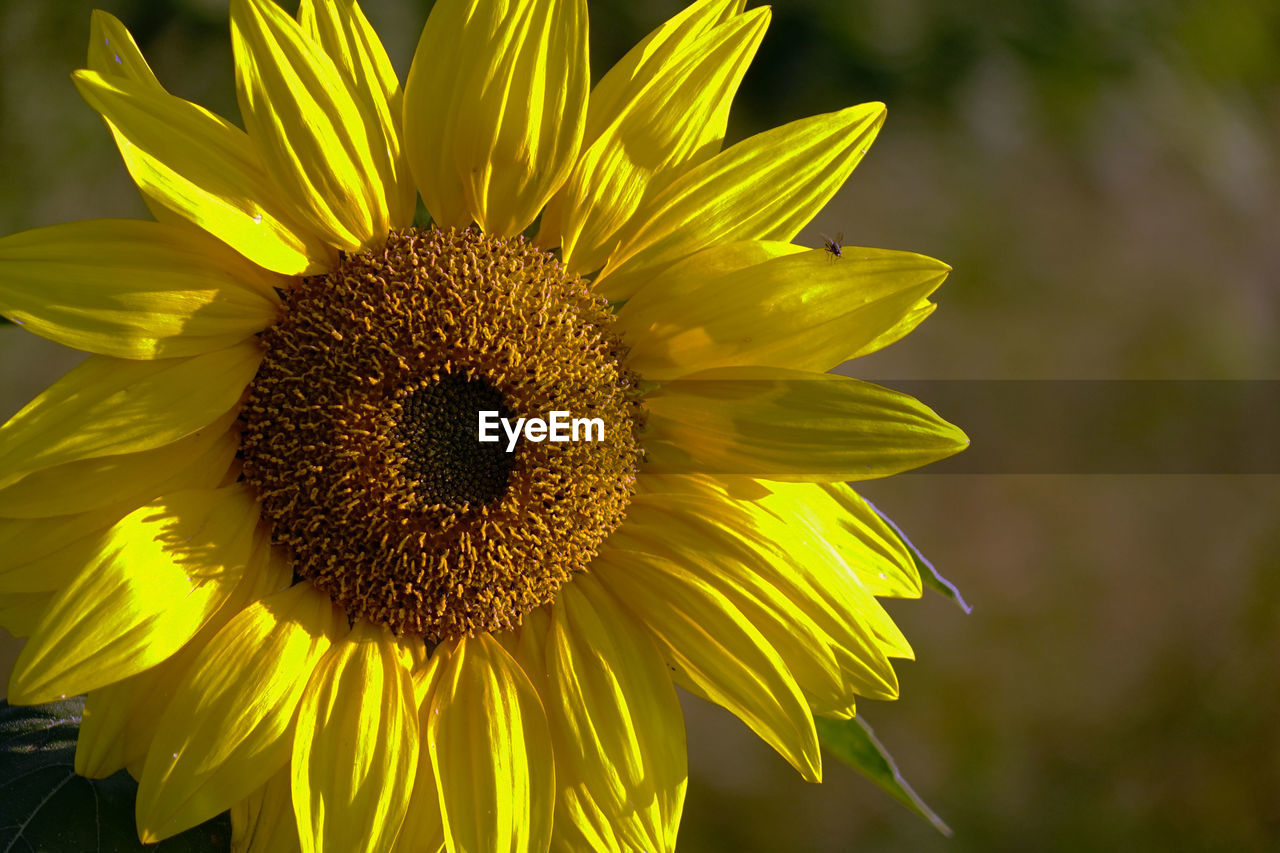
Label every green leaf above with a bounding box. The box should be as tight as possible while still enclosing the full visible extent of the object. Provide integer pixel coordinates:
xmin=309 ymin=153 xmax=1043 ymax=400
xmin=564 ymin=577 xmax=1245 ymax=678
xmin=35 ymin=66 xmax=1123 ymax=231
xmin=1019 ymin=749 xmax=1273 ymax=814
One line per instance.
xmin=815 ymin=714 xmax=951 ymax=836
xmin=0 ymin=697 xmax=232 ymax=852
xmin=865 ymin=496 xmax=971 ymax=613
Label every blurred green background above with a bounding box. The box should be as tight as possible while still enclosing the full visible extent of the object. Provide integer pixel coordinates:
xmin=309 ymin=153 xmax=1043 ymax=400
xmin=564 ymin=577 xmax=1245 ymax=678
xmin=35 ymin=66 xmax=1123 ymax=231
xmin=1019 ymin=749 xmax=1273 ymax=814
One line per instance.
xmin=1 ymin=0 xmax=1278 ymax=849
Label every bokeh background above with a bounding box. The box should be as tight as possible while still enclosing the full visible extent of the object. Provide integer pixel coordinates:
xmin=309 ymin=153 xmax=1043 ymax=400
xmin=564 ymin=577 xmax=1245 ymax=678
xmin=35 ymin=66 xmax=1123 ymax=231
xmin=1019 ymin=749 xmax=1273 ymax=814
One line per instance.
xmin=2 ymin=0 xmax=1278 ymax=849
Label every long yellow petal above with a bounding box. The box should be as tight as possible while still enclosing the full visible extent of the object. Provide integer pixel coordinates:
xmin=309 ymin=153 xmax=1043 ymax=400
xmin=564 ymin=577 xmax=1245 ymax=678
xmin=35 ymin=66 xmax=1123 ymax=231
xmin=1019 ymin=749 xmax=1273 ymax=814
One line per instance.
xmin=579 ymin=0 xmax=745 ymax=151
xmin=404 ymin=0 xmax=588 ymax=235
xmin=545 ymin=576 xmax=686 ymax=852
xmin=0 ymin=344 xmax=260 ymax=490
xmin=640 ymin=366 xmax=968 ymax=481
xmin=597 ymin=103 xmax=886 ymax=300
xmin=87 ymin=10 xmax=162 ymax=90
xmin=619 ymin=487 xmax=900 ymax=707
xmin=536 ymin=0 xmax=745 ymax=250
xmin=639 ymin=474 xmax=916 ymax=666
xmin=0 ymin=591 xmax=53 ymax=638
xmin=393 ymin=651 xmax=445 ymax=853
xmin=763 ymin=481 xmax=923 ymax=599
xmin=292 ymin=622 xmax=418 ymax=853
xmin=848 ymin=297 xmax=936 ymax=360
xmin=428 ymin=633 xmax=554 ymax=853
xmin=232 ymin=0 xmax=389 ymax=249
xmin=136 ymin=582 xmax=344 ymax=843
xmin=0 ymin=219 xmax=281 ymax=359
xmin=618 ymin=244 xmax=949 ymax=378
xmin=593 ymin=546 xmax=822 ymax=782
xmin=297 ymin=0 xmax=416 ymax=228
xmin=0 ymin=408 xmax=239 ymax=518
xmin=0 ymin=429 xmax=237 ymax=603
xmin=0 ymin=508 xmax=137 ymax=589
xmin=231 ymin=766 xmax=302 ymax=853
xmin=76 ymin=527 xmax=290 ymax=779
xmin=551 ymin=9 xmax=768 ymax=275
xmin=73 ymin=70 xmax=333 ymax=275
xmin=8 ymin=485 xmax=260 ymax=704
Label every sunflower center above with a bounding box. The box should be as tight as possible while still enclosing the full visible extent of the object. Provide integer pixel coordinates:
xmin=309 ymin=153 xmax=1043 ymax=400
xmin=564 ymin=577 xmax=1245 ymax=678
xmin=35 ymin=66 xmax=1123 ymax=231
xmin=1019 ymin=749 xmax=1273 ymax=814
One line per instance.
xmin=397 ymin=374 xmax=515 ymax=509
xmin=239 ymin=227 xmax=643 ymax=641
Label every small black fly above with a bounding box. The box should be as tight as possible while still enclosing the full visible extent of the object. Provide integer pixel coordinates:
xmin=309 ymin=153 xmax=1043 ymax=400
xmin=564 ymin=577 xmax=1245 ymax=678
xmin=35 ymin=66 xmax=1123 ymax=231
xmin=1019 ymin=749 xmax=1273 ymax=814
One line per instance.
xmin=821 ymin=232 xmax=844 ymax=259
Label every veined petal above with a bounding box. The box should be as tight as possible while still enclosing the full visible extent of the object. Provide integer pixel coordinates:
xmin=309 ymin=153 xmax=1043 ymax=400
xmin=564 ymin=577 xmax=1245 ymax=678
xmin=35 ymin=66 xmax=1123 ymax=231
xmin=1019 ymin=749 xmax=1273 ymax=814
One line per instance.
xmin=618 ymin=244 xmax=949 ymax=378
xmin=76 ymin=527 xmax=291 ymax=779
xmin=639 ymin=475 xmax=915 ymax=666
xmin=640 ymin=366 xmax=968 ymax=481
xmin=536 ymin=0 xmax=746 ymax=250
xmin=88 ymin=10 xmax=162 ymax=89
xmin=297 ymin=0 xmax=416 ymax=228
xmin=0 ymin=408 xmax=239 ymax=518
xmin=594 ymin=547 xmax=822 ymax=782
xmin=8 ymin=485 xmax=261 ymax=704
xmin=0 ymin=428 xmax=237 ymax=600
xmin=0 ymin=219 xmax=281 ymax=359
xmin=428 ymin=633 xmax=554 ymax=853
xmin=394 ymin=652 xmax=446 ymax=853
xmin=0 ymin=344 xmax=261 ymax=490
xmin=551 ymin=9 xmax=768 ymax=275
xmin=545 ymin=576 xmax=686 ymax=853
xmin=137 ymin=582 xmax=344 ymax=843
xmin=848 ymin=297 xmax=937 ymax=361
xmin=619 ymin=486 xmax=901 ymax=705
xmin=232 ymin=0 xmax=388 ymax=250
xmin=405 ymin=0 xmax=588 ymax=235
xmin=597 ymin=103 xmax=886 ymax=300
xmin=73 ymin=70 xmax=333 ymax=276
xmin=580 ymin=0 xmax=746 ymax=150
xmin=292 ymin=621 xmax=418 ymax=853
xmin=231 ymin=766 xmax=302 ymax=853
xmin=761 ymin=481 xmax=923 ymax=600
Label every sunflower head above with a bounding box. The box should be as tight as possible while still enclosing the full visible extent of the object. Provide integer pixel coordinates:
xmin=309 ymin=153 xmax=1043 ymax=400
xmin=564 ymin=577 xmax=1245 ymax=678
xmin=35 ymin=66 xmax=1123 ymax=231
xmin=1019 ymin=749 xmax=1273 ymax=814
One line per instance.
xmin=0 ymin=0 xmax=967 ymax=850
xmin=240 ymin=225 xmax=644 ymax=640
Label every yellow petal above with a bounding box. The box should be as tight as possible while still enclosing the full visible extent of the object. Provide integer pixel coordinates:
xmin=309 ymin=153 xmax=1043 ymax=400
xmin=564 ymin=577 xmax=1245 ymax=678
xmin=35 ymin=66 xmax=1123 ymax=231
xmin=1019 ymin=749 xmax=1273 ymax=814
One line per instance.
xmin=580 ymin=0 xmax=746 ymax=150
xmin=0 ymin=344 xmax=261 ymax=490
xmin=0 ymin=408 xmax=239 ymax=519
xmin=136 ymin=582 xmax=344 ymax=843
xmin=545 ymin=576 xmax=686 ymax=852
xmin=552 ymin=9 xmax=769 ymax=275
xmin=0 ymin=590 xmax=53 ymax=638
xmin=404 ymin=0 xmax=588 ymax=235
xmin=763 ymin=481 xmax=923 ymax=599
xmin=617 ymin=244 xmax=949 ymax=378
xmin=847 ymin=297 xmax=936 ymax=361
xmin=231 ymin=766 xmax=302 ymax=853
xmin=76 ymin=528 xmax=291 ymax=779
xmin=394 ymin=651 xmax=446 ymax=853
xmin=87 ymin=10 xmax=162 ymax=89
xmin=232 ymin=0 xmax=389 ymax=250
xmin=538 ymin=0 xmax=745 ymax=250
xmin=640 ymin=474 xmax=915 ymax=668
xmin=0 ymin=508 xmax=135 ymax=588
xmin=297 ymin=0 xmax=416 ymax=228
xmin=292 ymin=621 xmax=418 ymax=853
xmin=0 ymin=219 xmax=281 ymax=359
xmin=597 ymin=103 xmax=886 ymax=300
xmin=640 ymin=366 xmax=968 ymax=481
xmin=73 ymin=70 xmax=333 ymax=275
xmin=593 ymin=546 xmax=821 ymax=781
xmin=619 ymin=486 xmax=900 ymax=707
xmin=8 ymin=485 xmax=261 ymax=704
xmin=428 ymin=633 xmax=554 ymax=853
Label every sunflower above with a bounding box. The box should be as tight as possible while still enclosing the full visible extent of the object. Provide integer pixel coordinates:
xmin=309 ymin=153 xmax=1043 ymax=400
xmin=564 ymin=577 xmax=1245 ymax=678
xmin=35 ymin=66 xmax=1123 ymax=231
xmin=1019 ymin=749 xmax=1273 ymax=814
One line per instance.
xmin=0 ymin=0 xmax=965 ymax=850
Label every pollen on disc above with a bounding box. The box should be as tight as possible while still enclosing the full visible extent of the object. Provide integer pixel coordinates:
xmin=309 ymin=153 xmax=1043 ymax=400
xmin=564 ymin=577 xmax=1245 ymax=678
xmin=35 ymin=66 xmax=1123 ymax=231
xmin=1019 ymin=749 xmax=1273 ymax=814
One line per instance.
xmin=239 ymin=227 xmax=643 ymax=641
